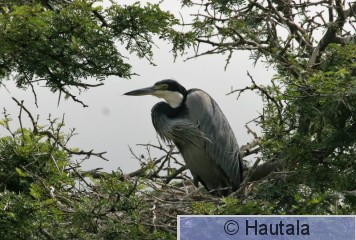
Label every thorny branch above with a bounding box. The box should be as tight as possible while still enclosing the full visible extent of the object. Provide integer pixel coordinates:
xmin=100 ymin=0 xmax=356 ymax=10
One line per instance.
xmin=228 ymin=71 xmax=283 ymax=123
xmin=189 ymin=0 xmax=355 ymax=75
xmin=12 ymin=97 xmax=108 ymax=161
xmin=308 ymin=2 xmax=356 ymax=66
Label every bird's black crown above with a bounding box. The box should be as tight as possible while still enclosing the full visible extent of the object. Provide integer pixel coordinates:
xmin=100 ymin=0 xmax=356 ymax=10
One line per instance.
xmin=154 ymin=79 xmax=186 ymax=95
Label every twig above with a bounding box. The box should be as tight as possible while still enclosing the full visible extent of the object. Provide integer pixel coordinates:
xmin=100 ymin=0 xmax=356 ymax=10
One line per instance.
xmin=240 ymin=139 xmax=261 ymax=158
xmin=231 ymin=157 xmax=262 ymax=197
xmin=12 ymin=97 xmax=108 ymax=161
xmin=17 ymin=100 xmax=25 ymax=146
xmin=164 ymin=166 xmax=187 ymax=184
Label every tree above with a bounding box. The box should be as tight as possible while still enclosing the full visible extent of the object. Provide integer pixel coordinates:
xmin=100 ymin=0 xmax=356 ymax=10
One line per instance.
xmin=0 ymin=106 xmax=176 ymax=239
xmin=1 ymin=0 xmax=356 ymax=238
xmin=0 ymin=0 xmax=187 ymax=238
xmin=0 ymin=0 xmax=190 ymax=106
xmin=181 ymin=0 xmax=356 ymax=213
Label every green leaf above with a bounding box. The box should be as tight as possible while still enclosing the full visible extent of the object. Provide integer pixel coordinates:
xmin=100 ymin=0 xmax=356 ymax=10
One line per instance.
xmin=30 ymin=185 xmax=41 ymax=199
xmin=15 ymin=167 xmax=27 ymax=177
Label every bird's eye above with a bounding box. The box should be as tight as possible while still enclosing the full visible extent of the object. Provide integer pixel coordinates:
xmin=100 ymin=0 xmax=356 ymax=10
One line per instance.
xmin=159 ymin=84 xmax=169 ymax=90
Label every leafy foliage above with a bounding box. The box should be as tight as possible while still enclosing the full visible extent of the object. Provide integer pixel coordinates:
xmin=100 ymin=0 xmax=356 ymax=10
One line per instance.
xmin=180 ymin=0 xmax=356 ymax=215
xmin=0 ymin=0 xmax=190 ymax=105
xmin=0 ymin=112 xmax=177 ymax=239
xmin=1 ymin=0 xmax=356 ymax=238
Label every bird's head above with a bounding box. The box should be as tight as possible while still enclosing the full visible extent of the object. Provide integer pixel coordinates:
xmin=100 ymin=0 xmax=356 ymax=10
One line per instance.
xmin=124 ymin=79 xmax=186 ymax=108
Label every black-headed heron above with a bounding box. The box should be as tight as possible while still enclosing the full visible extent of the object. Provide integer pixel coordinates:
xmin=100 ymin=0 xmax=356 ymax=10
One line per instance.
xmin=124 ymin=79 xmax=243 ymax=196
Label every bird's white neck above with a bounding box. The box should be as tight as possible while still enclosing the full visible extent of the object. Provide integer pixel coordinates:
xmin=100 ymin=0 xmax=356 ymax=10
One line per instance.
xmin=153 ymin=90 xmax=184 ymax=108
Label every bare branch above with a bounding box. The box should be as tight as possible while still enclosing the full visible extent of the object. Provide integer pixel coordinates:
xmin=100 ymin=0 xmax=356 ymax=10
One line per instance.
xmin=240 ymin=140 xmax=261 ymax=158
xmin=309 ymin=2 xmax=356 ymax=66
xmin=231 ymin=157 xmax=262 ymax=197
xmin=164 ymin=166 xmax=187 ymax=184
xmin=12 ymin=97 xmax=108 ymax=161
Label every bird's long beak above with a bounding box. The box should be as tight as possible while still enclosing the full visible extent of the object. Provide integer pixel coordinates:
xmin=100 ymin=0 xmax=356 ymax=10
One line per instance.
xmin=124 ymin=86 xmax=155 ymax=96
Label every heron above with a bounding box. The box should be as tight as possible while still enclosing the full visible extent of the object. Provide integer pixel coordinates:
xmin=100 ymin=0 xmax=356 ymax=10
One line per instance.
xmin=124 ymin=79 xmax=243 ymax=196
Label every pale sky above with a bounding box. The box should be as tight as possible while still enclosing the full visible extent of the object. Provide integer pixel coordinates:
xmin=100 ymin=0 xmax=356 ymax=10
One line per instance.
xmin=0 ymin=1 xmax=274 ymax=173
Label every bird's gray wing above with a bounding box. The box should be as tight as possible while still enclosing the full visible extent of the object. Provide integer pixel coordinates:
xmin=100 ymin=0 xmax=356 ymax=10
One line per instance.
xmin=185 ymin=89 xmax=242 ymax=188
xmin=151 ymin=102 xmax=209 ymax=148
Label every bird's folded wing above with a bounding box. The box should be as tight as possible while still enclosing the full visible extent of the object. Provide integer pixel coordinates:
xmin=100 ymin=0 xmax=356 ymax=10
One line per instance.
xmin=185 ymin=89 xmax=242 ymax=187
